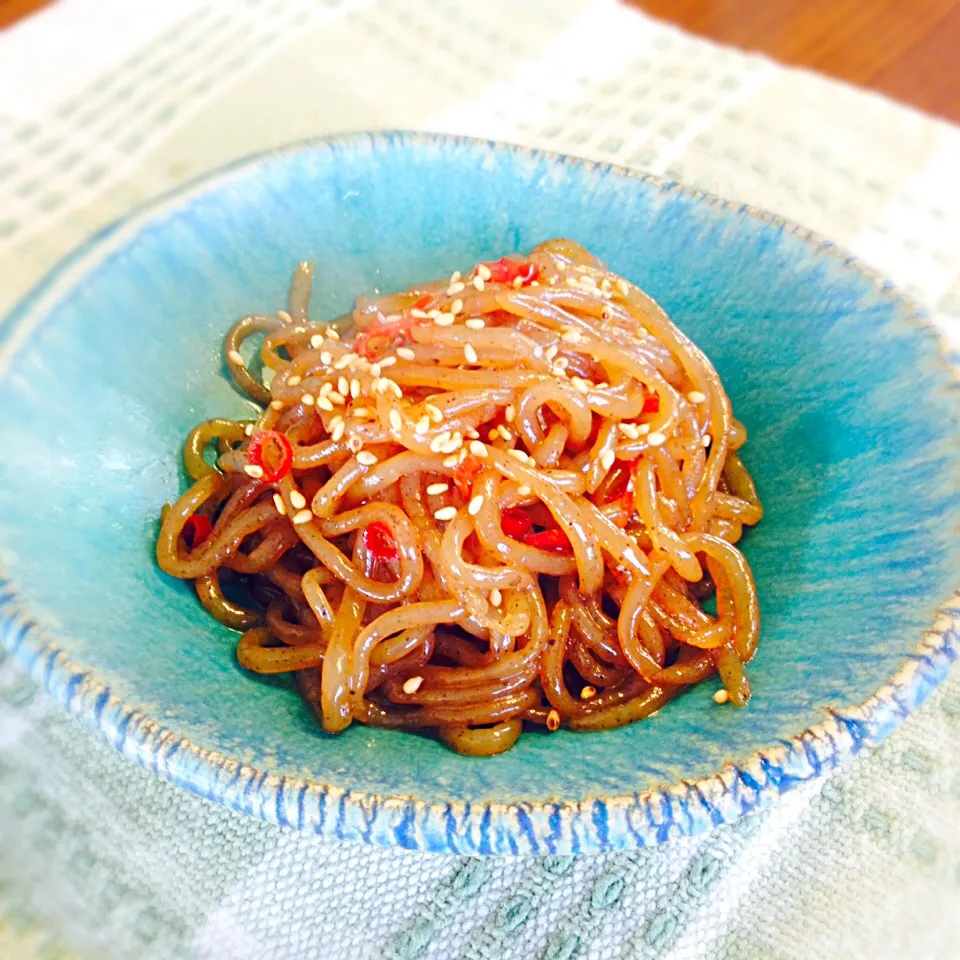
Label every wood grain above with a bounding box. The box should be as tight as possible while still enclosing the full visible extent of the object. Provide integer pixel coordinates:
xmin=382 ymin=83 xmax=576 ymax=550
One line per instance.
xmin=632 ymin=0 xmax=960 ymax=122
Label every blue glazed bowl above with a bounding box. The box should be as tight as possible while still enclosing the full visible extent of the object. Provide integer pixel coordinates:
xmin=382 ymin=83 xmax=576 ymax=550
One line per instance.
xmin=1 ymin=132 xmax=958 ymax=855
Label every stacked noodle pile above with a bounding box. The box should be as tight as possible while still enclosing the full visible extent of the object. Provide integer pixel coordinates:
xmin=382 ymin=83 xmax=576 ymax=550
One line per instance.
xmin=157 ymin=240 xmax=761 ymax=755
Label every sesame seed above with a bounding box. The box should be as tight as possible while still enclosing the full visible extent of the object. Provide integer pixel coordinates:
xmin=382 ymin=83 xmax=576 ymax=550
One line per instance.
xmin=244 ymin=464 xmax=264 ymax=479
xmin=425 ymin=403 xmax=444 ymax=423
xmin=561 ymin=328 xmax=583 ymax=343
xmin=565 ymin=276 xmax=580 ymax=288
xmin=319 ymin=382 xmax=333 ymax=397
xmin=553 ymin=357 xmax=569 ymax=371
xmin=292 ymin=509 xmax=313 ymax=525
xmin=301 ymin=393 xmax=315 ymax=406
xmin=450 ymin=270 xmax=461 ymax=284
xmin=311 ymin=335 xmax=324 ymax=350
xmin=545 ymin=345 xmax=559 ymax=361
xmin=338 ymin=376 xmax=349 ymax=395
xmin=347 ymin=435 xmax=363 ymax=453
xmin=546 ymin=709 xmax=561 ymax=732
xmin=373 ymin=378 xmax=388 ymax=394
xmin=513 ymin=276 xmax=523 ymax=288
xmin=272 ymin=493 xmax=286 ymax=515
xmin=580 ymin=685 xmax=597 ymax=700
xmin=465 ymin=318 xmax=485 ymax=330
xmin=469 ymin=441 xmax=488 ymax=459
xmin=580 ymin=275 xmax=597 ymax=288
xmin=713 ymin=689 xmax=729 ymax=704
xmin=468 ymin=494 xmax=484 ymax=516
xmin=389 ymin=409 xmax=403 ymax=432
xmin=647 ymin=432 xmax=666 ymax=446
xmin=464 ymin=344 xmax=479 ymax=364
xmin=356 ymin=451 xmax=378 ymax=466
xmin=353 ymin=407 xmax=370 ymax=418
xmin=316 ymin=396 xmax=335 ymax=412
xmin=287 ymin=375 xmax=302 ymax=388
xmin=434 ymin=506 xmax=457 ymax=521
xmin=618 ymin=423 xmax=640 ymax=440
xmin=350 ymin=378 xmax=361 ymax=398
xmin=426 ymin=482 xmax=450 ymax=496
xmin=380 ymin=356 xmax=397 ymax=368
xmin=435 ymin=313 xmax=456 ymax=327
xmin=328 ymin=391 xmax=345 ymax=405
xmin=428 ymin=309 xmax=442 ymax=320
xmin=396 ymin=347 xmax=415 ymax=360
xmin=616 ymin=278 xmax=630 ymax=297
xmin=446 ymin=281 xmax=465 ymax=295
xmin=517 ymin=485 xmax=532 ymax=496
xmin=320 ymin=351 xmax=333 ymax=365
xmin=334 ymin=356 xmax=351 ymax=370
xmin=571 ymin=377 xmax=590 ymax=395
xmin=411 ymin=308 xmax=429 ymax=319
xmin=270 ymin=400 xmax=284 ymax=410
xmin=507 ymin=449 xmax=529 ymax=464
xmin=387 ymin=380 xmax=403 ymax=399
xmin=289 ymin=490 xmax=306 ymax=510
xmin=276 ymin=310 xmax=294 ymax=324
xmin=383 ymin=314 xmax=402 ymax=324
xmin=450 ymin=299 xmax=463 ymax=316
xmin=551 ymin=363 xmax=568 ymax=377
xmin=687 ymin=391 xmax=707 ymax=404
xmin=228 ymin=349 xmax=245 ymax=366
xmin=489 ymin=587 xmax=502 ymax=606
xmin=477 ymin=263 xmax=492 ymax=281
xmin=702 ymin=434 xmax=712 ymax=448
xmin=466 ymin=427 xmax=480 ymax=440
xmin=440 ymin=432 xmax=463 ymax=454
xmin=331 ymin=420 xmax=345 ymax=441
xmin=638 ymin=423 xmax=651 ymax=435
xmin=402 ymin=675 xmax=424 ymax=695
xmin=415 ymin=415 xmax=431 ymax=434
xmin=442 ymin=454 xmax=459 ymax=467
xmin=244 ymin=424 xmax=254 ymax=436
xmin=530 ymin=281 xmax=540 ymax=287
xmin=497 ymin=425 xmax=512 ymax=441
xmin=370 ymin=363 xmax=381 ymax=378
xmin=473 ymin=275 xmax=485 ymax=291
xmin=430 ymin=432 xmax=452 ymax=453
xmin=505 ymin=405 xmax=515 ymax=423
xmin=600 ymin=449 xmax=616 ymax=472
xmin=326 ymin=329 xmax=340 ymax=341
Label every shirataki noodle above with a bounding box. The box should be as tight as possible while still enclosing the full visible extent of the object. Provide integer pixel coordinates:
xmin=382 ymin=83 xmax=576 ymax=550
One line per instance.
xmin=156 ymin=240 xmax=762 ymax=755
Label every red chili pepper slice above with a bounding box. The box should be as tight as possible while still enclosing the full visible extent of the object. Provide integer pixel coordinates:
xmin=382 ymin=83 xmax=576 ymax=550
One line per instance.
xmin=481 ymin=258 xmax=541 ymax=286
xmin=523 ymin=528 xmax=572 ymax=553
xmin=362 ymin=521 xmax=399 ymax=564
xmin=500 ymin=507 xmax=534 ymax=540
xmin=412 ymin=294 xmax=434 ymax=310
xmin=355 ymin=314 xmax=419 ymax=360
xmin=642 ymin=395 xmax=660 ymax=414
xmin=452 ymin=455 xmax=484 ymax=497
xmin=247 ymin=430 xmax=293 ymax=483
xmin=183 ymin=515 xmax=213 ymax=549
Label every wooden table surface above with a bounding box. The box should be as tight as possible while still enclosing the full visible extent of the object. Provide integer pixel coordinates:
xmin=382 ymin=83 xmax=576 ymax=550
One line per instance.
xmin=1 ymin=0 xmax=959 ymax=123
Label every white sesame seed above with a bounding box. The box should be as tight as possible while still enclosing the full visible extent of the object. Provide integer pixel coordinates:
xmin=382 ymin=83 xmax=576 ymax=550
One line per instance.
xmin=244 ymin=464 xmax=264 ymax=479
xmin=497 ymin=425 xmax=512 ymax=441
xmin=311 ymin=335 xmax=324 ymax=350
xmin=286 ymin=375 xmax=302 ymax=388
xmin=469 ymin=441 xmax=488 ymax=459
xmin=426 ymin=482 xmax=449 ymax=496
xmin=272 ymin=493 xmax=286 ymax=515
xmin=402 ymin=675 xmax=424 ymax=695
xmin=464 ymin=344 xmax=479 ymax=364
xmin=331 ymin=420 xmax=345 ymax=441
xmin=411 ymin=308 xmax=429 ymax=319
xmin=289 ymin=490 xmax=306 ymax=510
xmin=434 ymin=506 xmax=457 ymax=521
xmin=551 ymin=363 xmax=568 ymax=377
xmin=334 ymin=357 xmax=351 ymax=370
xmin=565 ymin=276 xmax=581 ymax=287
xmin=270 ymin=400 xmax=284 ymax=410
xmin=328 ymin=391 xmax=345 ymax=405
xmin=687 ymin=391 xmax=707 ymax=405
xmin=350 ymin=378 xmax=361 ymax=398
xmin=505 ymin=405 xmax=515 ymax=423
xmin=618 ymin=423 xmax=640 ymax=440
xmin=545 ymin=345 xmax=559 ymax=361
xmin=530 ymin=280 xmax=540 ymax=287
xmin=440 ymin=432 xmax=463 ymax=454
xmin=702 ymin=434 xmax=712 ymax=448
xmin=489 ymin=587 xmax=502 ymax=606
xmin=561 ymin=328 xmax=583 ymax=343
xmin=320 ymin=351 xmax=333 ymax=365
xmin=580 ymin=275 xmax=597 ymax=288
xmin=713 ymin=689 xmax=729 ymax=704
xmin=468 ymin=494 xmax=484 ymax=516
xmin=388 ymin=380 xmax=403 ymax=399
xmin=466 ymin=427 xmax=480 ymax=440
xmin=507 ymin=449 xmax=529 ymax=464
xmin=353 ymin=407 xmax=370 ymax=418
xmin=347 ymin=435 xmax=363 ymax=453
xmin=450 ymin=270 xmax=461 ymax=284
xmin=326 ymin=329 xmax=340 ymax=341
xmin=465 ymin=318 xmax=485 ymax=330
xmin=600 ymin=449 xmax=616 ymax=472
xmin=415 ymin=415 xmax=431 ymax=434
xmin=477 ymin=263 xmax=492 ymax=281
xmin=396 ymin=347 xmax=415 ymax=361
xmin=356 ymin=451 xmax=378 ymax=466
xmin=517 ymin=485 xmax=531 ymax=496
xmin=244 ymin=424 xmax=254 ymax=436
xmin=319 ymin=382 xmax=333 ymax=398
xmin=473 ymin=275 xmax=485 ymax=291
xmin=301 ymin=393 xmax=315 ymax=406
xmin=442 ymin=454 xmax=459 ymax=467
xmin=513 ymin=275 xmax=523 ymax=288
xmin=434 ymin=313 xmax=455 ymax=327
xmin=383 ymin=314 xmax=402 ymax=324
xmin=429 ymin=432 xmax=451 ymax=453
xmin=337 ymin=376 xmax=349 ymax=395
xmin=374 ymin=378 xmax=388 ymax=394
xmin=388 ymin=409 xmax=403 ymax=432
xmin=450 ymin=299 xmax=463 ymax=316
xmin=316 ymin=396 xmax=335 ymax=412
xmin=380 ymin=356 xmax=397 ymax=368
xmin=446 ymin=281 xmax=465 ymax=295
xmin=428 ymin=309 xmax=442 ymax=320
xmin=425 ymin=403 xmax=443 ymax=423
xmin=647 ymin=432 xmax=666 ymax=446
xmin=292 ymin=509 xmax=313 ymax=525
xmin=616 ymin=278 xmax=630 ymax=297
xmin=370 ymin=363 xmax=382 ymax=378
xmin=638 ymin=423 xmax=651 ymax=435
xmin=571 ymin=377 xmax=590 ymax=395
xmin=228 ymin=349 xmax=245 ymax=366
xmin=554 ymin=357 xmax=569 ymax=371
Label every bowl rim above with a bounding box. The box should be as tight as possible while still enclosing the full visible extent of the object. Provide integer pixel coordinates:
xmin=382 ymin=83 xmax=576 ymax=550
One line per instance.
xmin=1 ymin=129 xmax=958 ymax=855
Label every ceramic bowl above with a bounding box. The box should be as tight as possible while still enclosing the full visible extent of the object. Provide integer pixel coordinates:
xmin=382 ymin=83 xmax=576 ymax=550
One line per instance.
xmin=1 ymin=132 xmax=958 ymax=855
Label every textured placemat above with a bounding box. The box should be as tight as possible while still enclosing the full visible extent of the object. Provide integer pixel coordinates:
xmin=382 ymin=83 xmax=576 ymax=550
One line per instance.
xmin=1 ymin=1 xmax=960 ymax=958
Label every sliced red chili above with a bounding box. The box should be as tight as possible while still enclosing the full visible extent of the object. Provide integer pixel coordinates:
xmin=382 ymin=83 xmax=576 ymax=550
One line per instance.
xmin=642 ymin=395 xmax=660 ymax=414
xmin=183 ymin=515 xmax=213 ymax=549
xmin=355 ymin=314 xmax=418 ymax=360
xmin=524 ymin=528 xmax=572 ymax=553
xmin=412 ymin=294 xmax=434 ymax=310
xmin=481 ymin=257 xmax=541 ymax=286
xmin=452 ymin=455 xmax=484 ymax=497
xmin=362 ymin=521 xmax=399 ymax=564
xmin=500 ymin=507 xmax=534 ymax=540
xmin=247 ymin=430 xmax=293 ymax=483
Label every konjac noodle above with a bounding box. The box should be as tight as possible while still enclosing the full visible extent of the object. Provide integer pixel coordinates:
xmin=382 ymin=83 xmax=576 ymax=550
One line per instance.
xmin=156 ymin=240 xmax=762 ymax=756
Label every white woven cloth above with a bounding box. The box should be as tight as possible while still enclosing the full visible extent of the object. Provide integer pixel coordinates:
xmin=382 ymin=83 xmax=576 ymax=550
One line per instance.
xmin=1 ymin=1 xmax=960 ymax=957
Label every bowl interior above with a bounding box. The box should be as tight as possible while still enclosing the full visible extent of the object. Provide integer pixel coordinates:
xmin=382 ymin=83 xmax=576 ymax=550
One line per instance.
xmin=1 ymin=134 xmax=958 ymax=806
